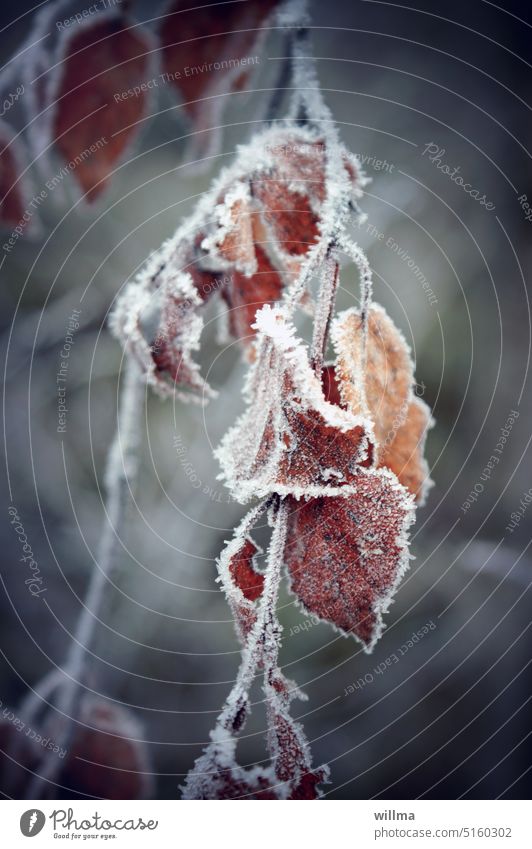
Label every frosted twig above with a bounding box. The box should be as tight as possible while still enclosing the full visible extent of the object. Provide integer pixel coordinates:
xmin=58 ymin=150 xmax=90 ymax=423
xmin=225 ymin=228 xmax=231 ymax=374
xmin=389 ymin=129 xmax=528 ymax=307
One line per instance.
xmin=182 ymin=497 xmax=289 ymax=798
xmin=264 ymin=39 xmax=292 ymax=125
xmin=279 ymin=3 xmax=371 ymax=353
xmin=339 ymin=232 xmax=374 ymax=371
xmin=25 ymin=358 xmax=145 ymax=798
xmin=215 ymin=497 xmax=287 ymax=733
xmin=310 ymin=254 xmax=339 ymax=374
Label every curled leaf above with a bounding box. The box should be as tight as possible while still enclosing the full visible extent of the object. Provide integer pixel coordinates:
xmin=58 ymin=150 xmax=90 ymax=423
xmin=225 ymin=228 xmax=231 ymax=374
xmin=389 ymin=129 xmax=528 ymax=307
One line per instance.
xmin=217 ymin=504 xmax=266 ymax=643
xmin=216 ymin=305 xmax=374 ymax=502
xmin=111 ymin=125 xmax=365 ymax=400
xmin=229 ymin=538 xmax=264 ymax=602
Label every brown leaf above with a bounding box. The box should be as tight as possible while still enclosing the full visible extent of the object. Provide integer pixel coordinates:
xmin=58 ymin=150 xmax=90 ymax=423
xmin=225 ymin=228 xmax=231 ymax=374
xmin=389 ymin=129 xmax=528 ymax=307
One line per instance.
xmin=217 ymin=306 xmax=374 ymax=502
xmin=332 ymin=304 xmax=432 ymax=502
xmin=112 ymin=127 xmax=365 ymax=399
xmin=52 ymin=16 xmax=152 ymax=200
xmin=55 ymin=697 xmax=152 ymax=799
xmin=0 ymin=713 xmax=40 ymax=796
xmin=159 ymin=0 xmax=279 ymax=157
xmin=0 ymin=123 xmax=29 ymax=227
xmin=285 ymin=470 xmax=415 ymax=650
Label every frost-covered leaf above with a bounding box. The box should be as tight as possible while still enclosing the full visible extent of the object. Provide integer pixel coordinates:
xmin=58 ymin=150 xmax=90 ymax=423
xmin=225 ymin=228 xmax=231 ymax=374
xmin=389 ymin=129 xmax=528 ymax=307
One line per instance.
xmin=111 ymin=125 xmax=366 ymax=400
xmin=384 ymin=397 xmax=432 ymax=500
xmin=50 ymin=14 xmax=153 ymax=200
xmin=264 ymin=665 xmax=329 ymax=797
xmin=216 ymin=305 xmax=374 ymax=502
xmin=285 ymin=469 xmax=415 ymax=650
xmin=181 ymin=733 xmax=277 ymax=800
xmin=1 ymin=695 xmax=152 ymax=798
xmin=159 ymin=0 xmax=279 ymax=161
xmin=183 ymin=499 xmax=328 ymax=799
xmin=229 ymin=537 xmax=264 ymax=602
xmin=110 ymin=265 xmax=215 ymax=402
xmin=216 ymin=503 xmax=266 ymax=643
xmin=332 ymin=304 xmax=433 ymax=502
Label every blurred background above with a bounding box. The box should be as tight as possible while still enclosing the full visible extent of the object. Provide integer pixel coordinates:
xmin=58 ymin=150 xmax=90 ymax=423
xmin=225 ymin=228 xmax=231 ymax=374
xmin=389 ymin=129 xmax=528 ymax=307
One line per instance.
xmin=0 ymin=0 xmax=531 ymax=799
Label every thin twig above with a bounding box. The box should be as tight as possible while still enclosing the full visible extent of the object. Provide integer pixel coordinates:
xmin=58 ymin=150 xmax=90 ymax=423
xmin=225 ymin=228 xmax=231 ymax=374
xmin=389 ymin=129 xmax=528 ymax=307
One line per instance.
xmin=264 ymin=38 xmax=293 ymax=125
xmin=310 ymin=254 xmax=340 ymax=374
xmin=25 ymin=358 xmax=145 ymax=798
xmin=217 ymin=496 xmax=288 ymax=734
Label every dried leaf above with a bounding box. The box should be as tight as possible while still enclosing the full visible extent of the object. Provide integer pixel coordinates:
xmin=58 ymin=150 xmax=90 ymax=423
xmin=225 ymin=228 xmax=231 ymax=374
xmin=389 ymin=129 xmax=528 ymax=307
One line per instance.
xmin=285 ymin=469 xmax=415 ymax=650
xmin=332 ymin=304 xmax=433 ymax=502
xmin=216 ymin=305 xmax=374 ymax=502
xmin=182 ymin=744 xmax=277 ymax=800
xmin=51 ymin=696 xmax=153 ymax=799
xmin=51 ymin=15 xmax=152 ymax=200
xmin=0 ymin=122 xmax=30 ymax=228
xmin=112 ymin=125 xmax=365 ymax=400
xmin=159 ymin=0 xmax=279 ymax=160
xmin=229 ymin=537 xmax=264 ymax=602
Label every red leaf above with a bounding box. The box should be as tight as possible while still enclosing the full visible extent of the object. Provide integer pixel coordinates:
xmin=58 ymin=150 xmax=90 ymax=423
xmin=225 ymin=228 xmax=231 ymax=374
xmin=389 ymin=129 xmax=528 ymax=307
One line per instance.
xmin=51 ymin=16 xmax=152 ymax=200
xmin=252 ymin=177 xmax=320 ymax=258
xmin=0 ymin=123 xmax=29 ymax=227
xmin=229 ymin=537 xmax=264 ymax=602
xmin=159 ymin=0 xmax=279 ymax=158
xmin=53 ymin=697 xmax=152 ymax=799
xmin=285 ymin=470 xmax=415 ymax=650
xmin=289 ymin=770 xmax=327 ymax=799
xmin=321 ymin=363 xmax=345 ymax=408
xmin=0 ymin=713 xmax=39 ymax=796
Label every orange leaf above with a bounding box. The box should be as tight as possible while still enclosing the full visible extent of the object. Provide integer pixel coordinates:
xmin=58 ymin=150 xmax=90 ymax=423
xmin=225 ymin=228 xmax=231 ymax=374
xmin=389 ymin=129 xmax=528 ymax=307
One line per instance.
xmin=332 ymin=304 xmax=433 ymax=502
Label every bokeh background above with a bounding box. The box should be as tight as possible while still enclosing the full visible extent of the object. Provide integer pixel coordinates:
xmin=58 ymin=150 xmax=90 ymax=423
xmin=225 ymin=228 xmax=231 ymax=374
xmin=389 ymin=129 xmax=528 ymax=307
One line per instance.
xmin=1 ymin=0 xmax=531 ymax=799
